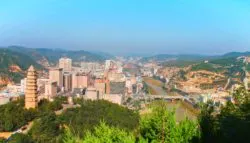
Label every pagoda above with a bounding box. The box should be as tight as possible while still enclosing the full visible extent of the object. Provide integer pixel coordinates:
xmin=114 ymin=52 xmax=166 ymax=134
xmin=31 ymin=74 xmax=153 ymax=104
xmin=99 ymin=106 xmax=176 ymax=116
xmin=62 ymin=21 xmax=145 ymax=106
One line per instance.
xmin=25 ymin=65 xmax=38 ymax=109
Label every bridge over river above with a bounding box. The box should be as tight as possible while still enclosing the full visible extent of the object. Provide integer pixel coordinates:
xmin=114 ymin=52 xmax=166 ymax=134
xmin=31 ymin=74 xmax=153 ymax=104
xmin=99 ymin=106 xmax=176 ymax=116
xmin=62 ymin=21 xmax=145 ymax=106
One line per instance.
xmin=137 ymin=94 xmax=195 ymax=106
xmin=145 ymin=95 xmax=184 ymax=100
xmin=138 ymin=94 xmax=184 ymax=100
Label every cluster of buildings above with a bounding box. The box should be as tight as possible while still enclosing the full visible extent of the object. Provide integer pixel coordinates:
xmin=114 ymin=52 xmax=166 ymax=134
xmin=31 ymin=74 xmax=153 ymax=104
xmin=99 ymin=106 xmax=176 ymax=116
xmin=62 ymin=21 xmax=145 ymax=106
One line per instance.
xmin=140 ymin=62 xmax=161 ymax=77
xmin=0 ymin=57 xmax=145 ymax=106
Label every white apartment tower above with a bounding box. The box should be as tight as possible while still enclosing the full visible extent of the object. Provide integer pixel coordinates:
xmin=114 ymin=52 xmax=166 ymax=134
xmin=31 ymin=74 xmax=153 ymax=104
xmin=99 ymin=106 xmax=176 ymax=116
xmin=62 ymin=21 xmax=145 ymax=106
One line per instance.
xmin=59 ymin=57 xmax=72 ymax=72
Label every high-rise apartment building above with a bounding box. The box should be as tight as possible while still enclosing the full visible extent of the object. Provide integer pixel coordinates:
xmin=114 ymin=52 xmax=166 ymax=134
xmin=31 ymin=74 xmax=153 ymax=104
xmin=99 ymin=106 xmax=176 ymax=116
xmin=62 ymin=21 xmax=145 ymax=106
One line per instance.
xmin=25 ymin=65 xmax=38 ymax=109
xmin=63 ymin=73 xmax=72 ymax=92
xmin=49 ymin=68 xmax=63 ymax=87
xmin=45 ymin=81 xmax=57 ymax=99
xmin=72 ymin=73 xmax=90 ymax=89
xmin=59 ymin=57 xmax=72 ymax=72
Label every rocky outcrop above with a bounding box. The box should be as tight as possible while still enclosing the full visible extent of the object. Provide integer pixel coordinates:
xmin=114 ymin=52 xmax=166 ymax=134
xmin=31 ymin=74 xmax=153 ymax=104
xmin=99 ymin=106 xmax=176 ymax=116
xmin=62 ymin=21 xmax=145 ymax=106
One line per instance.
xmin=8 ymin=64 xmax=22 ymax=73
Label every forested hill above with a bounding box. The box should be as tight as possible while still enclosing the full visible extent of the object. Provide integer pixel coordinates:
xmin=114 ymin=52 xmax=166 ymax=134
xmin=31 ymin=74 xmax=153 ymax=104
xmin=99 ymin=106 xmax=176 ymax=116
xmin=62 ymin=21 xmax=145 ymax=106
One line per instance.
xmin=0 ymin=49 xmax=42 ymax=84
xmin=7 ymin=46 xmax=109 ymax=65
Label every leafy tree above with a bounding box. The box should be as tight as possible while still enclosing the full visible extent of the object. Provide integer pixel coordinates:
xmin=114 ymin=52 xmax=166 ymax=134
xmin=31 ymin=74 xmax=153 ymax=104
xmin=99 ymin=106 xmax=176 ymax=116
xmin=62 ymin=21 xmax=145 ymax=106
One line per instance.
xmin=139 ymin=101 xmax=199 ymax=143
xmin=199 ymin=103 xmax=218 ymax=143
xmin=83 ymin=122 xmax=135 ymax=143
xmin=63 ymin=122 xmax=135 ymax=143
xmin=199 ymin=86 xmax=250 ymax=143
xmin=62 ymin=127 xmax=81 ymax=143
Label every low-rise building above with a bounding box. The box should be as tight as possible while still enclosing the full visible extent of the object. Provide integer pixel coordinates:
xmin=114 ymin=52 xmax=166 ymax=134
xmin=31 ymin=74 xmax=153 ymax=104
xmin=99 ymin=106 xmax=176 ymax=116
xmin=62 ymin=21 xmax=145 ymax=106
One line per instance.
xmin=0 ymin=96 xmax=10 ymax=105
xmin=100 ymin=94 xmax=123 ymax=105
xmin=85 ymin=87 xmax=99 ymax=100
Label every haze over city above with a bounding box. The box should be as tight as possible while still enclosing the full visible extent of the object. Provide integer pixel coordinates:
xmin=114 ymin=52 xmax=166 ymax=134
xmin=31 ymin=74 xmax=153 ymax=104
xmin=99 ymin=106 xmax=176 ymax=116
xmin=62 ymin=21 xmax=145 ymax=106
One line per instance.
xmin=2 ymin=1 xmax=250 ymax=142
xmin=0 ymin=0 xmax=250 ymax=56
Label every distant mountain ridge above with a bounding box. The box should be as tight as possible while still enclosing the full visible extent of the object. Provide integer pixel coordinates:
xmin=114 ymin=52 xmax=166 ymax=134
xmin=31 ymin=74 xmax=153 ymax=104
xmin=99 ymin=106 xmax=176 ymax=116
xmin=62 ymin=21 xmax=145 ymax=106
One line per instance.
xmin=141 ymin=54 xmax=215 ymax=63
xmin=6 ymin=46 xmax=110 ymax=66
xmin=141 ymin=51 xmax=250 ymax=63
xmin=222 ymin=51 xmax=250 ymax=58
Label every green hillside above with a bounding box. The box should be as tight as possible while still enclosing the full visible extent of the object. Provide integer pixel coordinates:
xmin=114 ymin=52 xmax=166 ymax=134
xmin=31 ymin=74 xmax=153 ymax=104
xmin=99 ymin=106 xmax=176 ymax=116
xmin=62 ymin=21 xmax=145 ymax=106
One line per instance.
xmin=0 ymin=49 xmax=42 ymax=83
xmin=191 ymin=57 xmax=245 ymax=81
xmin=161 ymin=60 xmax=198 ymax=68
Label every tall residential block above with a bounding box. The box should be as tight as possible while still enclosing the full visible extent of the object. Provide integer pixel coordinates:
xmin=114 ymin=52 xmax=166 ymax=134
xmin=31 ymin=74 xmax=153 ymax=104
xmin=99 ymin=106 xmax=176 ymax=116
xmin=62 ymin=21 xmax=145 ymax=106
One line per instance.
xmin=45 ymin=81 xmax=57 ymax=99
xmin=49 ymin=68 xmax=63 ymax=87
xmin=25 ymin=65 xmax=38 ymax=109
xmin=72 ymin=73 xmax=90 ymax=89
xmin=63 ymin=73 xmax=72 ymax=92
xmin=59 ymin=57 xmax=72 ymax=72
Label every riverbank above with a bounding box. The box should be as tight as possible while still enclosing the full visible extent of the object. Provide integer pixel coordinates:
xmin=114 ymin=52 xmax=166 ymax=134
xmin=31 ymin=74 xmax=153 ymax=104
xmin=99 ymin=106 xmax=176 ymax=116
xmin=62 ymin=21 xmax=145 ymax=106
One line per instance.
xmin=180 ymin=100 xmax=200 ymax=116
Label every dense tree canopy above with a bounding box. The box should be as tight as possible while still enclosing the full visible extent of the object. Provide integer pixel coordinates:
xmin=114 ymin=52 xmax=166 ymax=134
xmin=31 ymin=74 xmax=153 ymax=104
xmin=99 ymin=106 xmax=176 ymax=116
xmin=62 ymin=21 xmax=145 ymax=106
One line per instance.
xmin=62 ymin=101 xmax=199 ymax=143
xmin=8 ymin=133 xmax=34 ymax=143
xmin=38 ymin=97 xmax=64 ymax=113
xmin=0 ymin=98 xmax=37 ymax=132
xmin=29 ymin=112 xmax=62 ymax=143
xmin=59 ymin=100 xmax=139 ymax=137
xmin=63 ymin=122 xmax=135 ymax=143
xmin=0 ymin=96 xmax=66 ymax=133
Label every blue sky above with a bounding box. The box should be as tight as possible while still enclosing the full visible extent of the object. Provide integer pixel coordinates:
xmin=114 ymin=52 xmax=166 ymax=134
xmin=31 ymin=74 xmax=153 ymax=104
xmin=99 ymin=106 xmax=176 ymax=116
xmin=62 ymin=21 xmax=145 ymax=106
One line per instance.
xmin=0 ymin=0 xmax=250 ymax=55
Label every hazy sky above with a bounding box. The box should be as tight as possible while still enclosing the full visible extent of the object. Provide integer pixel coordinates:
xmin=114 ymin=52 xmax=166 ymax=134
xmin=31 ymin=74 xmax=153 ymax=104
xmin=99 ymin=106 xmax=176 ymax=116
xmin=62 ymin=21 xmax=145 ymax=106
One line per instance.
xmin=0 ymin=0 xmax=250 ymax=55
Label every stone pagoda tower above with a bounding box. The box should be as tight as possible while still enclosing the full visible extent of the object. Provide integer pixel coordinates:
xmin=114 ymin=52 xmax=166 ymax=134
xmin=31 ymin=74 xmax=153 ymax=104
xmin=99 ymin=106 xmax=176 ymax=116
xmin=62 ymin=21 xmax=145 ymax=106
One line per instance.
xmin=25 ymin=65 xmax=38 ymax=109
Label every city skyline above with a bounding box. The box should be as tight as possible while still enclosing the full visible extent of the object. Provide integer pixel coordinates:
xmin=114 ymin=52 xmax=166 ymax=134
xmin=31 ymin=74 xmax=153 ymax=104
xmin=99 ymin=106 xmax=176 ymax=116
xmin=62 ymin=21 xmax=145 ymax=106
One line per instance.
xmin=0 ymin=0 xmax=250 ymax=55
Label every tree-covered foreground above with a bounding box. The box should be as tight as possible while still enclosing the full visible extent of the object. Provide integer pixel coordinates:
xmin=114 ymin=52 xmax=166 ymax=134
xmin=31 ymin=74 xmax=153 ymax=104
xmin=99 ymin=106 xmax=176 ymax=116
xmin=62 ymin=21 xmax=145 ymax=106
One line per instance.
xmin=1 ymin=86 xmax=250 ymax=143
